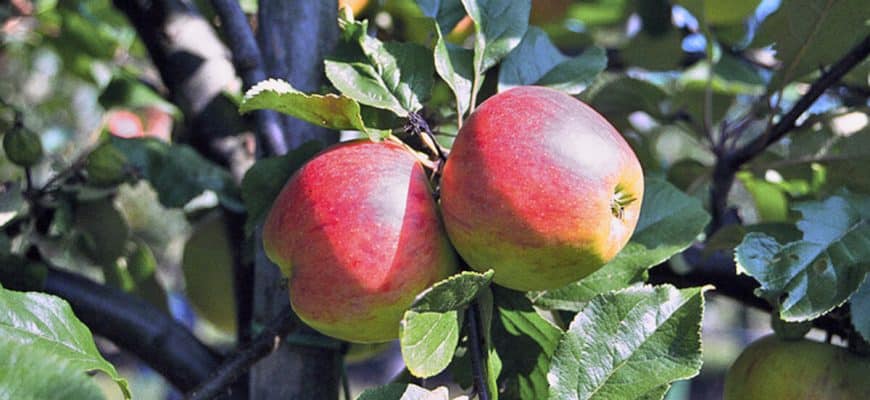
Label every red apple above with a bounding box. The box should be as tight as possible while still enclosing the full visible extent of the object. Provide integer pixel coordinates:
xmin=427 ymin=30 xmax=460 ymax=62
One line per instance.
xmin=105 ymin=110 xmax=144 ymax=139
xmin=263 ymin=140 xmax=457 ymax=343
xmin=440 ymin=86 xmax=643 ymax=291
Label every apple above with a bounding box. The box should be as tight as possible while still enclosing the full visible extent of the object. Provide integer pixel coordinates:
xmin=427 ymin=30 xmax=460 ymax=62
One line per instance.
xmin=440 ymin=86 xmax=643 ymax=291
xmin=106 ymin=110 xmax=145 ymax=139
xmin=263 ymin=140 xmax=457 ymax=343
xmin=183 ymin=214 xmax=237 ymax=334
xmin=724 ymin=335 xmax=870 ymax=399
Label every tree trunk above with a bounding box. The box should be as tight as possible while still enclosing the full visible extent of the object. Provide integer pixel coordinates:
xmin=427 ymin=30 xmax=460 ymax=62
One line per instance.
xmin=250 ymin=1 xmax=341 ymax=399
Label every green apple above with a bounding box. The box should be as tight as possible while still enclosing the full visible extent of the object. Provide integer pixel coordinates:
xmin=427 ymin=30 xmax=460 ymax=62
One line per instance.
xmin=263 ymin=140 xmax=457 ymax=343
xmin=724 ymin=335 xmax=870 ymax=399
xmin=440 ymin=86 xmax=644 ymax=291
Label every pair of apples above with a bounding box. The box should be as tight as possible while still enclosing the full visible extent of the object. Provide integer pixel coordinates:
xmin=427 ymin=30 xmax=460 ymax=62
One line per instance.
xmin=263 ymin=86 xmax=644 ymax=343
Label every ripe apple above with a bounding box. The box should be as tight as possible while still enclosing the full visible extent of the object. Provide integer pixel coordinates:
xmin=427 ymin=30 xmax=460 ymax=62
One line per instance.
xmin=263 ymin=140 xmax=457 ymax=343
xmin=106 ymin=110 xmax=144 ymax=139
xmin=440 ymin=86 xmax=643 ymax=291
xmin=724 ymin=335 xmax=870 ymax=399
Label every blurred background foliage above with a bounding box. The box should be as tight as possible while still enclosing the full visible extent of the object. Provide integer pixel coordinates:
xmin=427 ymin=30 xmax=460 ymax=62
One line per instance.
xmin=1 ymin=0 xmax=868 ymax=398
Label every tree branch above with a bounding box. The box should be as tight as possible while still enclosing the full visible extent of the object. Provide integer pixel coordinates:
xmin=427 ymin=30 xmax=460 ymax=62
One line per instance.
xmin=186 ymin=307 xmax=300 ymax=400
xmin=39 ymin=267 xmax=222 ymax=392
xmin=466 ymin=301 xmax=491 ymax=400
xmin=708 ymin=34 xmax=870 ymax=231
xmin=249 ymin=2 xmax=342 ymax=399
xmin=729 ymin=35 xmax=870 ymax=167
xmin=209 ymin=0 xmax=287 ymax=157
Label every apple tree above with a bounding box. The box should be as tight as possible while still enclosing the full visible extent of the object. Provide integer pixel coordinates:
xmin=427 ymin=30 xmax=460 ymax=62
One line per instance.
xmin=0 ymin=0 xmax=869 ymax=399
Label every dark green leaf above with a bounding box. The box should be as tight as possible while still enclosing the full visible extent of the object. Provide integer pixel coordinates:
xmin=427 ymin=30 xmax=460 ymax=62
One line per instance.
xmin=547 ymin=285 xmax=707 ymax=400
xmin=753 ymin=0 xmax=870 ymax=91
xmin=400 ymin=270 xmax=494 ymax=377
xmin=433 ymin=25 xmax=475 ymax=115
xmin=411 ymin=269 xmax=494 ymax=312
xmin=240 ymin=141 xmax=324 ymax=235
xmin=677 ymin=0 xmax=760 ymax=25
xmin=462 ymin=0 xmax=530 ymax=102
xmin=499 ymin=27 xmax=606 ymax=95
xmin=416 ymin=0 xmax=467 ymax=32
xmin=533 ymin=177 xmax=710 ymax=311
xmin=111 ymin=137 xmax=242 ymax=211
xmin=327 ymin=15 xmax=435 ymax=117
xmin=0 ymin=284 xmax=130 ymax=398
xmin=735 ymin=195 xmax=870 ymax=321
xmin=587 ymin=77 xmax=668 ymax=120
xmin=493 ymin=286 xmax=562 ymax=400
xmin=850 ymin=277 xmax=870 ymax=342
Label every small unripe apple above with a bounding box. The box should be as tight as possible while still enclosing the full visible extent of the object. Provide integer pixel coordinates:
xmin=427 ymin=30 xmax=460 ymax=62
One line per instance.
xmin=440 ymin=86 xmax=643 ymax=291
xmin=263 ymin=140 xmax=457 ymax=343
xmin=724 ymin=335 xmax=870 ymax=399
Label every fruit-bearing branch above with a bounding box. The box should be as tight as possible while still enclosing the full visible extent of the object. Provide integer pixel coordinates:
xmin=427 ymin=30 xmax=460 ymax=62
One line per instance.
xmin=709 ymin=34 xmax=870 ymax=231
xmin=186 ymin=307 xmax=301 ymax=400
xmin=39 ymin=267 xmax=222 ymax=391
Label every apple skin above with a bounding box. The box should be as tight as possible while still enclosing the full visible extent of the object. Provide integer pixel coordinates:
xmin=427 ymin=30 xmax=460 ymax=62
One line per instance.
xmin=263 ymin=140 xmax=457 ymax=343
xmin=440 ymin=86 xmax=643 ymax=291
xmin=724 ymin=335 xmax=870 ymax=399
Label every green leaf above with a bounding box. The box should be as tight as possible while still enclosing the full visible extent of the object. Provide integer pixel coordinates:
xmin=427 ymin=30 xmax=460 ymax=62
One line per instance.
xmin=586 ymin=77 xmax=668 ymax=120
xmin=462 ymin=0 xmax=530 ymax=103
xmin=356 ymin=383 xmax=450 ymax=400
xmin=533 ymin=177 xmax=710 ymax=311
xmin=111 ymin=137 xmax=242 ymax=211
xmin=752 ymin=0 xmax=870 ymax=91
xmin=737 ymin=172 xmax=789 ymax=222
xmin=327 ymin=16 xmax=435 ymax=117
xmin=400 ymin=270 xmax=494 ymax=377
xmin=677 ymin=0 xmax=760 ymax=25
xmin=0 ymin=342 xmax=105 ymax=400
xmin=434 ymin=24 xmax=475 ymax=115
xmin=0 ymin=284 xmax=130 ymax=398
xmin=850 ymin=277 xmax=870 ymax=342
xmin=498 ymin=27 xmax=606 ymax=95
xmin=492 ymin=287 xmax=562 ymax=400
xmin=239 ymin=78 xmax=370 ymax=134
xmin=621 ymin=30 xmax=685 ymax=71
xmin=416 ymin=0 xmax=467 ymax=32
xmin=735 ymin=195 xmax=870 ymax=321
xmin=240 ymin=141 xmax=324 ymax=235
xmin=547 ymin=285 xmax=707 ymax=400
xmin=535 ymin=47 xmax=607 ymax=95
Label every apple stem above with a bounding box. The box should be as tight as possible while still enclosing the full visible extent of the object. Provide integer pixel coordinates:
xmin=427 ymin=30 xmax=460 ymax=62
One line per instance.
xmin=407 ymin=112 xmax=447 ymax=163
xmin=466 ymin=301 xmax=491 ymax=400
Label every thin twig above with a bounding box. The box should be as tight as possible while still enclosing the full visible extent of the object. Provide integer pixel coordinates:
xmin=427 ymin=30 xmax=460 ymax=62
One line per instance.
xmin=186 ymin=307 xmax=300 ymax=400
xmin=730 ymin=35 xmax=870 ymax=167
xmin=708 ymin=34 xmax=870 ymax=232
xmin=466 ymin=301 xmax=490 ymax=400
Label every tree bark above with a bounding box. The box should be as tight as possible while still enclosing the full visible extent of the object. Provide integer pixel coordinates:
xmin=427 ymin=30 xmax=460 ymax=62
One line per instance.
xmin=250 ymin=1 xmax=342 ymax=399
